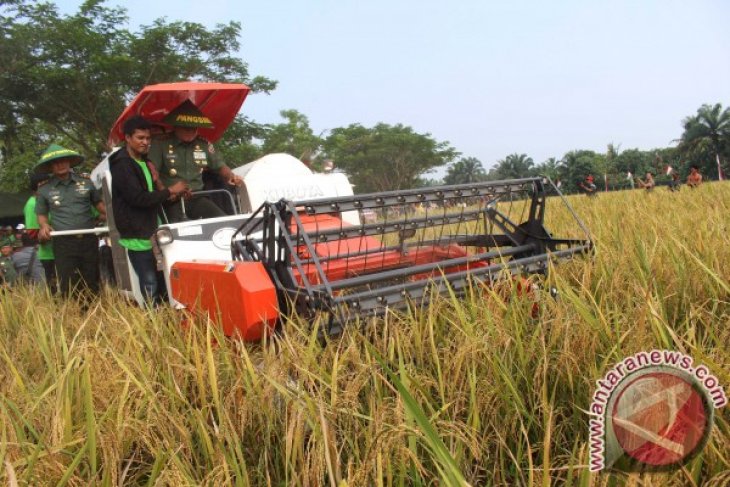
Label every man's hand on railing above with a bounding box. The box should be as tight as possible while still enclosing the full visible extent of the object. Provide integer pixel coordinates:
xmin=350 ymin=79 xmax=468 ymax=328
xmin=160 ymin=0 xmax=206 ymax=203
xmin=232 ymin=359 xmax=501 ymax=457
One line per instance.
xmin=39 ymin=223 xmax=53 ymax=242
xmin=167 ymin=180 xmax=189 ymax=201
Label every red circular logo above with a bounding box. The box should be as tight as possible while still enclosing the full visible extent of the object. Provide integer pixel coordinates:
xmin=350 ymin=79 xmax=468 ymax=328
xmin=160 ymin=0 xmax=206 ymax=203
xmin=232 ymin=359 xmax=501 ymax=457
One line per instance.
xmin=611 ymin=369 xmax=712 ymax=468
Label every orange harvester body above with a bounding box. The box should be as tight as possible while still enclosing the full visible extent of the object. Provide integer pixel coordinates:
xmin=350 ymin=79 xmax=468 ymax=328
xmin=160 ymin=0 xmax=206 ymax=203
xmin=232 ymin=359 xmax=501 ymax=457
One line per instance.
xmin=170 ymin=261 xmax=279 ymax=341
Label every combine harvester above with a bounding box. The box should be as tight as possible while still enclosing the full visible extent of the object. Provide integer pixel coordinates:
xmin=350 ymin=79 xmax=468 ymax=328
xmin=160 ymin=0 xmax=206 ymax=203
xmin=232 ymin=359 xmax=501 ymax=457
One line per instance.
xmin=99 ymin=83 xmax=593 ymax=341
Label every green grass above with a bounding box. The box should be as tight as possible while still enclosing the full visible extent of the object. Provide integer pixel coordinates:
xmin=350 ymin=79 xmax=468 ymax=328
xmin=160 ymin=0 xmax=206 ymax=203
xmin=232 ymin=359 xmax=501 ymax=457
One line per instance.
xmin=0 ymin=183 xmax=728 ymax=486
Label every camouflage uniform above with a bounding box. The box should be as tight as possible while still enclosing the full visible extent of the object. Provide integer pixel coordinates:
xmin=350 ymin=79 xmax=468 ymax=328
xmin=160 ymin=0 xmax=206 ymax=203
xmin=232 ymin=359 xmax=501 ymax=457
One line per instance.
xmin=0 ymin=255 xmax=16 ymax=287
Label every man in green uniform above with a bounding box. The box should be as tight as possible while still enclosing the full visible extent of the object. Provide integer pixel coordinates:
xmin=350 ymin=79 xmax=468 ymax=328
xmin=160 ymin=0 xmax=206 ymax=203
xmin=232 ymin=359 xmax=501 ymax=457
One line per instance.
xmin=147 ymin=100 xmax=242 ymax=222
xmin=24 ymin=173 xmax=56 ymax=290
xmin=0 ymin=226 xmax=15 ymax=248
xmin=35 ymin=144 xmax=106 ymax=296
xmin=0 ymin=243 xmax=16 ymax=287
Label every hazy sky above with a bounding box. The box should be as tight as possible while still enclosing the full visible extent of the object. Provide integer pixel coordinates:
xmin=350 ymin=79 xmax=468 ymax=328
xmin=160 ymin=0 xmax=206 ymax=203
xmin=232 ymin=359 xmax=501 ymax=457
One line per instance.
xmin=55 ymin=0 xmax=730 ymax=172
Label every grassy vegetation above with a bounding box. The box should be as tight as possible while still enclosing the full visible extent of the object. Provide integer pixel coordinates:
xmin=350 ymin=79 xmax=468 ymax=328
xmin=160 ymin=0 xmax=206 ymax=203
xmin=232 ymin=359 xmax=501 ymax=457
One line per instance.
xmin=1 ymin=183 xmax=728 ymax=486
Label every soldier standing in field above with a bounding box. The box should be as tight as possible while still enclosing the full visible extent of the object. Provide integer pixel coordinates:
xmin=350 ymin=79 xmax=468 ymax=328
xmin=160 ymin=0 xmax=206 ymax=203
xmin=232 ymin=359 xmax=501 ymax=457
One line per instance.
xmin=0 ymin=226 xmax=16 ymax=248
xmin=147 ymin=100 xmax=243 ymax=222
xmin=0 ymin=242 xmax=17 ymax=288
xmin=35 ymin=144 xmax=106 ymax=296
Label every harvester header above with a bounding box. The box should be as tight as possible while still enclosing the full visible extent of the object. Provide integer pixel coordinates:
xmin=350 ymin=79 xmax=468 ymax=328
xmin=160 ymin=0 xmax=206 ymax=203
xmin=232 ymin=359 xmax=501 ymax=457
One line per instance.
xmin=231 ymin=177 xmax=592 ymax=337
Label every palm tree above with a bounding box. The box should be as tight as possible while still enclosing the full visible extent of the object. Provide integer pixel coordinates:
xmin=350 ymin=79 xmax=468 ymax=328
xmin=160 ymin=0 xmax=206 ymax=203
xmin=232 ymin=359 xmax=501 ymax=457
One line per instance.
xmin=493 ymin=153 xmax=534 ymax=180
xmin=443 ymin=157 xmax=486 ymax=184
xmin=534 ymin=157 xmax=561 ymax=181
xmin=678 ymin=103 xmax=730 ymax=180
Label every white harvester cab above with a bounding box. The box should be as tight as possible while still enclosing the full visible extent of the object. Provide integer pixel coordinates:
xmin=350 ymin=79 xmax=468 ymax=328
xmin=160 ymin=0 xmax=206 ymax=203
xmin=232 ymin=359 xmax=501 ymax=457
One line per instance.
xmin=97 ymin=152 xmax=356 ymax=307
xmin=233 ymin=153 xmax=358 ymax=224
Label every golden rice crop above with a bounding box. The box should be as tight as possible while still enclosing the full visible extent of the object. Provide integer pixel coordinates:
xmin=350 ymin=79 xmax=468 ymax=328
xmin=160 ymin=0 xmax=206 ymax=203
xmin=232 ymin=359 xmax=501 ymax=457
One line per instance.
xmin=0 ymin=183 xmax=728 ymax=486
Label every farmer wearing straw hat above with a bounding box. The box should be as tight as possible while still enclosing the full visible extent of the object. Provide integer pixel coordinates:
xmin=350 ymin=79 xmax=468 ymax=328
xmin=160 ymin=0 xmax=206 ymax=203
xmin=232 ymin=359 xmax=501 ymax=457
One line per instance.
xmin=34 ymin=144 xmax=106 ymax=296
xmin=148 ymin=100 xmax=242 ymax=222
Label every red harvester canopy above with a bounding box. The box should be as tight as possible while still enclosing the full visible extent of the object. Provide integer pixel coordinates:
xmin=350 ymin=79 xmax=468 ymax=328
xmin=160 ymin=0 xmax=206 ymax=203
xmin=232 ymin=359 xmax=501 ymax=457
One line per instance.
xmin=108 ymin=82 xmax=250 ymax=147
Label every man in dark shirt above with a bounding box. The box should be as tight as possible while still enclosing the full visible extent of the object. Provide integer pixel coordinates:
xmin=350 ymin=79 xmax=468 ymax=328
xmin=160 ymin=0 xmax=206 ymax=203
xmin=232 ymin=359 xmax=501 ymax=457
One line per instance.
xmin=110 ymin=116 xmax=187 ymax=304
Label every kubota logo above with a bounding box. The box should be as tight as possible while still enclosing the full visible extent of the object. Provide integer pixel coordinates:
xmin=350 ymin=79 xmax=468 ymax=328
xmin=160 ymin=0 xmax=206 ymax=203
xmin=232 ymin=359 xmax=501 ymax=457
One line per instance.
xmin=589 ymin=350 xmax=726 ymax=472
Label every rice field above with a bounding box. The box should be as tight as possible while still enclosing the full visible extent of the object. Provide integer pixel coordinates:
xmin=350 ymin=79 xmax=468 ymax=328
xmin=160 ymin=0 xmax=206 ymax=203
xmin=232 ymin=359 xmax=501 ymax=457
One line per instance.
xmin=0 ymin=182 xmax=728 ymax=486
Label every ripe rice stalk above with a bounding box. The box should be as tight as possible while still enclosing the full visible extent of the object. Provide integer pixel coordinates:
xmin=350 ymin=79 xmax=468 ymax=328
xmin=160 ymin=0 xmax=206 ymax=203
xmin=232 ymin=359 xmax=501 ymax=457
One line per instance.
xmin=0 ymin=183 xmax=727 ymax=484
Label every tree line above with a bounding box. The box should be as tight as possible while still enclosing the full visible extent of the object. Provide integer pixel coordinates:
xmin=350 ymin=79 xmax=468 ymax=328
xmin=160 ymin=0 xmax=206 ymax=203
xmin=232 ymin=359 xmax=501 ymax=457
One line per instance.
xmin=1 ymin=1 xmax=728 ymax=194
xmin=456 ymin=106 xmax=728 ymax=193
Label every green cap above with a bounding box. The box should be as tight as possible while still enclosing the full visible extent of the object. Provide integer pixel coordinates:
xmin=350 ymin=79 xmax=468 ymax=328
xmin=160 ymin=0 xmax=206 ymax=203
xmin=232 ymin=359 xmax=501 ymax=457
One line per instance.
xmin=163 ymin=100 xmax=214 ymax=128
xmin=34 ymin=144 xmax=84 ymax=173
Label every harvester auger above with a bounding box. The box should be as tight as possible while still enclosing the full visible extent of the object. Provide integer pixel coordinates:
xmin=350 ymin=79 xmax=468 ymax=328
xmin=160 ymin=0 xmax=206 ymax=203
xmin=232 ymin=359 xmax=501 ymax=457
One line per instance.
xmin=227 ymin=176 xmax=593 ymax=338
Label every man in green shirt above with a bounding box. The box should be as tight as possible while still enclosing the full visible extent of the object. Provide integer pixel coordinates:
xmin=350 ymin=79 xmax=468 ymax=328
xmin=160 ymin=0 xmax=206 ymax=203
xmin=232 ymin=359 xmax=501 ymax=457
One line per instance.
xmin=148 ymin=100 xmax=242 ymax=222
xmin=35 ymin=144 xmax=106 ymax=296
xmin=24 ymin=173 xmax=56 ymax=291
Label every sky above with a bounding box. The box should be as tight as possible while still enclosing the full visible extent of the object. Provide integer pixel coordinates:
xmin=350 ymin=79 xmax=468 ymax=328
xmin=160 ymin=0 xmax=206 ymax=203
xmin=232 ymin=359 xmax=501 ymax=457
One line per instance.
xmin=55 ymin=0 xmax=730 ymax=173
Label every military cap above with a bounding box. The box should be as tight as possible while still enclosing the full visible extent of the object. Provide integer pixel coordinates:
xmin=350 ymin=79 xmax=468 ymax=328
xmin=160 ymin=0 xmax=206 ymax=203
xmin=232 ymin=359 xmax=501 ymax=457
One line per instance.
xmin=34 ymin=144 xmax=84 ymax=174
xmin=163 ymin=100 xmax=214 ymax=128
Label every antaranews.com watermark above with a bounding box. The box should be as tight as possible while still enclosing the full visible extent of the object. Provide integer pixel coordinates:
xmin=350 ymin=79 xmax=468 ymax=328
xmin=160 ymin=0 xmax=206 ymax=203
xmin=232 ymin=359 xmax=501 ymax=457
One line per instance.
xmin=589 ymin=350 xmax=727 ymax=472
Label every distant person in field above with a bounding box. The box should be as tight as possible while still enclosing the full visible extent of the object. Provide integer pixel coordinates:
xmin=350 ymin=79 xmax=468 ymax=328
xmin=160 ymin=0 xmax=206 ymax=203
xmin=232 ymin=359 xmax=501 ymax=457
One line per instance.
xmin=636 ymin=172 xmax=655 ymax=191
xmin=578 ymin=175 xmax=597 ymax=197
xmin=668 ymin=172 xmax=681 ymax=192
xmin=686 ymin=165 xmax=703 ymax=188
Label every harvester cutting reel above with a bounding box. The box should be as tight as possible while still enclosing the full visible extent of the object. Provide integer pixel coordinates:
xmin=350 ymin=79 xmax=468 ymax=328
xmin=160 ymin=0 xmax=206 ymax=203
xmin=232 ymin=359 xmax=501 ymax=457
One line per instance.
xmin=222 ymin=176 xmax=592 ymax=338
